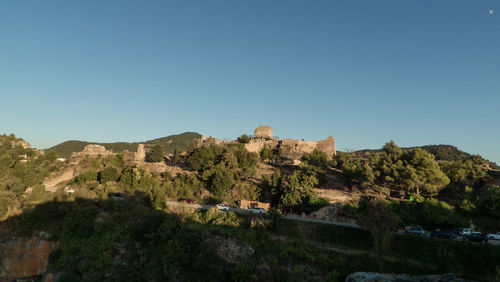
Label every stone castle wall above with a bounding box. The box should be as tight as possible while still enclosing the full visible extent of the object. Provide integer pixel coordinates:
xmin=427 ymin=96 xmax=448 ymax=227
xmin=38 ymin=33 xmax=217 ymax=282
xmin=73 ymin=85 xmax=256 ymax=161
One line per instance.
xmin=244 ymin=139 xmax=279 ymax=154
xmin=244 ymin=126 xmax=336 ymax=163
xmin=71 ymin=144 xmax=145 ymax=164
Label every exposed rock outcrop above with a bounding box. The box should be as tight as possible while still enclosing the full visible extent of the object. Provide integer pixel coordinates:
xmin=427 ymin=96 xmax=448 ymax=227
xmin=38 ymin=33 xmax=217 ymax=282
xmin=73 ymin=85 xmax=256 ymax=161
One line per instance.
xmin=205 ymin=235 xmax=255 ymax=264
xmin=345 ymin=272 xmax=468 ymax=282
xmin=0 ymin=233 xmax=58 ymax=280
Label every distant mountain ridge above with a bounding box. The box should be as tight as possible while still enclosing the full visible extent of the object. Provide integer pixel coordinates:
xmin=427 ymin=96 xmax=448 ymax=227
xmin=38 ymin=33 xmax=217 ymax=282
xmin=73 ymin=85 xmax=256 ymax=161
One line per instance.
xmin=47 ymin=132 xmax=201 ymax=158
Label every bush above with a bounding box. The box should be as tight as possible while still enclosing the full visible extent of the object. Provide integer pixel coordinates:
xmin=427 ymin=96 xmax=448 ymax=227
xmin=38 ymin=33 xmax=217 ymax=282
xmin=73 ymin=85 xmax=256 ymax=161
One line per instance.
xmin=0 ymin=191 xmax=20 ymax=220
xmin=391 ymin=198 xmax=468 ymax=230
xmin=75 ymin=171 xmax=98 ymax=185
xmin=98 ymin=167 xmax=119 ymax=183
xmin=260 ymin=147 xmax=273 ymax=162
xmin=238 ymin=134 xmax=250 ymax=144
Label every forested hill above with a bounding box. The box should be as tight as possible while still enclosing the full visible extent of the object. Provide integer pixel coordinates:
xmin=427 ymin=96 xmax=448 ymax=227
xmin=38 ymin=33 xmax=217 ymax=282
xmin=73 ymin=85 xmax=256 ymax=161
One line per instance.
xmin=344 ymin=144 xmax=497 ymax=168
xmin=47 ymin=132 xmax=201 ymax=158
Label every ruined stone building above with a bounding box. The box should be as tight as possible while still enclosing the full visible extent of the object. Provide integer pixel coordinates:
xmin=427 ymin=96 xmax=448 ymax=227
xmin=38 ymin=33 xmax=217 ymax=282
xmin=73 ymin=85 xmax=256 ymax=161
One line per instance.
xmin=244 ymin=126 xmax=335 ymax=164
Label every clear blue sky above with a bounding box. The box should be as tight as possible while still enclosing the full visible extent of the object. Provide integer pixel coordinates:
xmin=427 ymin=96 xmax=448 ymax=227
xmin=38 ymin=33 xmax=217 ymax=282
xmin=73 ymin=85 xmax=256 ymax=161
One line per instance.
xmin=1 ymin=1 xmax=499 ymax=163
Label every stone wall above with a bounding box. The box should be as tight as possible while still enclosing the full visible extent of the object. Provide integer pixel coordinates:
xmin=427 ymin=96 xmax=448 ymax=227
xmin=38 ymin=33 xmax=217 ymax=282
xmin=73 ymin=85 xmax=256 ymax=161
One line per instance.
xmin=244 ymin=139 xmax=279 ymax=154
xmin=280 ymin=139 xmax=319 ymax=161
xmin=196 ymin=126 xmax=336 ymax=164
xmin=70 ymin=144 xmax=113 ymax=163
xmin=244 ymin=127 xmax=335 ymax=163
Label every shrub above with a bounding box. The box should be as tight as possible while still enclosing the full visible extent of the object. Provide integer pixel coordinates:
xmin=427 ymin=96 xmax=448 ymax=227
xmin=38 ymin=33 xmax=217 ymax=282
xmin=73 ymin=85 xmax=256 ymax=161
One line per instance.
xmin=238 ymin=134 xmax=250 ymax=144
xmin=260 ymin=147 xmax=273 ymax=162
xmin=98 ymin=167 xmax=119 ymax=183
xmin=75 ymin=171 xmax=98 ymax=185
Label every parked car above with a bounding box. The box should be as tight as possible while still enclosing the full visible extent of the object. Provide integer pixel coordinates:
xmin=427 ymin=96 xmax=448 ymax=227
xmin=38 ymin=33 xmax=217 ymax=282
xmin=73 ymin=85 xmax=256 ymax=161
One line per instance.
xmin=248 ymin=207 xmax=266 ymax=214
xmin=464 ymin=233 xmax=488 ymax=243
xmin=216 ymin=204 xmax=231 ymax=211
xmin=486 ymin=232 xmax=500 ymax=240
xmin=404 ymin=226 xmax=426 ymax=236
xmin=178 ymin=198 xmax=196 ymax=204
xmin=110 ymin=192 xmax=125 ymax=201
xmin=431 ymin=230 xmax=457 ymax=239
xmin=456 ymin=228 xmax=473 ymax=236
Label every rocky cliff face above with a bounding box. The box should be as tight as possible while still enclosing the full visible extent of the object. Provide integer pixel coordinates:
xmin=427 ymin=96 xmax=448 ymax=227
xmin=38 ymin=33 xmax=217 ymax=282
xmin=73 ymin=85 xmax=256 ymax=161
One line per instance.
xmin=0 ymin=233 xmax=58 ymax=280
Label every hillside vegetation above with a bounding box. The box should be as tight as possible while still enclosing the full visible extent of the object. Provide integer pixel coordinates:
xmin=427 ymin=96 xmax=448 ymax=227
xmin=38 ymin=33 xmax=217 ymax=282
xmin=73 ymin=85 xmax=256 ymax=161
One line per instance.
xmin=1 ymin=133 xmax=500 ymax=281
xmin=47 ymin=132 xmax=201 ymax=158
xmin=0 ymin=134 xmax=65 ymax=220
xmin=346 ymin=144 xmax=498 ymax=168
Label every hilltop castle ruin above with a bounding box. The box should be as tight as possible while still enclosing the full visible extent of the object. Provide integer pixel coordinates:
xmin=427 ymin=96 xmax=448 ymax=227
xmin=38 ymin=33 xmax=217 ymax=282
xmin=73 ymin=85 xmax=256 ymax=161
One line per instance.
xmin=198 ymin=126 xmax=336 ymax=164
xmin=245 ymin=126 xmax=335 ymax=163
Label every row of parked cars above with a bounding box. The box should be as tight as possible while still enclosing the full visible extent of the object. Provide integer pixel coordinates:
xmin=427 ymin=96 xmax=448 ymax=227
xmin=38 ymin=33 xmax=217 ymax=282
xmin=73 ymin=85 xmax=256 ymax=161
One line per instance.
xmin=215 ymin=203 xmax=267 ymax=214
xmin=404 ymin=226 xmax=500 ymax=243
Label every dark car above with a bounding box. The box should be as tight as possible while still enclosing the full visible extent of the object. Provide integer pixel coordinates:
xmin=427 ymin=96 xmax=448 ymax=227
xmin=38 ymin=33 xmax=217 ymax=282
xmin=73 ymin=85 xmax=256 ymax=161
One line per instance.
xmin=464 ymin=233 xmax=488 ymax=243
xmin=404 ymin=226 xmax=426 ymax=236
xmin=431 ymin=230 xmax=457 ymax=239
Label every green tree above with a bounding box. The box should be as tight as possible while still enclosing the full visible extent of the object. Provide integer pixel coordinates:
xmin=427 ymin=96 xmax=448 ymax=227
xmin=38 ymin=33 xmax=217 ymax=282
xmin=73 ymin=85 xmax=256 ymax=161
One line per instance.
xmin=302 ymin=149 xmax=328 ymax=170
xmin=202 ymin=165 xmax=234 ymax=198
xmin=238 ymin=134 xmax=250 ymax=144
xmin=279 ymin=174 xmax=303 ymax=212
xmin=45 ymin=150 xmax=58 ymax=161
xmin=480 ymin=185 xmax=500 ymax=217
xmin=401 ymin=148 xmax=450 ymax=195
xmin=259 ymin=146 xmax=273 ymax=162
xmin=173 ymin=149 xmax=181 ymax=166
xmin=146 ymin=145 xmax=164 ymax=163
xmin=358 ymin=200 xmax=400 ymax=254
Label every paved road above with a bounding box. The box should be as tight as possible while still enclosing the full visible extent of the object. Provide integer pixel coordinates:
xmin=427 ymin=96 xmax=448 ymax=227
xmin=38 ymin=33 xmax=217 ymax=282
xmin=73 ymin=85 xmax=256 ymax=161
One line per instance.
xmin=167 ymin=200 xmax=500 ymax=246
xmin=165 ymin=200 xmax=360 ymax=228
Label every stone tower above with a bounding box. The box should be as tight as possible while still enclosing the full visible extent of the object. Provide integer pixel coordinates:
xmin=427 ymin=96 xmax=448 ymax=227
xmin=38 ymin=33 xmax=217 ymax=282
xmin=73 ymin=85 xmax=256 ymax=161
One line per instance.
xmin=254 ymin=126 xmax=273 ymax=139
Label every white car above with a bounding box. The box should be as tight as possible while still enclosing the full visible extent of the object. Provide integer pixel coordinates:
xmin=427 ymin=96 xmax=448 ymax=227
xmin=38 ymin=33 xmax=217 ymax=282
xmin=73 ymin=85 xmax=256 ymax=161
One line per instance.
xmin=457 ymin=228 xmax=473 ymax=236
xmin=248 ymin=207 xmax=266 ymax=214
xmin=487 ymin=232 xmax=500 ymax=240
xmin=216 ymin=204 xmax=231 ymax=211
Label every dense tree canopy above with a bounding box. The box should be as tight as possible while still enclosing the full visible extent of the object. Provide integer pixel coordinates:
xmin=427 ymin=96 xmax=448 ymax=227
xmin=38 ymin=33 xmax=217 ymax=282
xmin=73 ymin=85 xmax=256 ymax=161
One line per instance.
xmin=339 ymin=141 xmax=450 ymax=197
xmin=146 ymin=144 xmax=164 ymax=163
